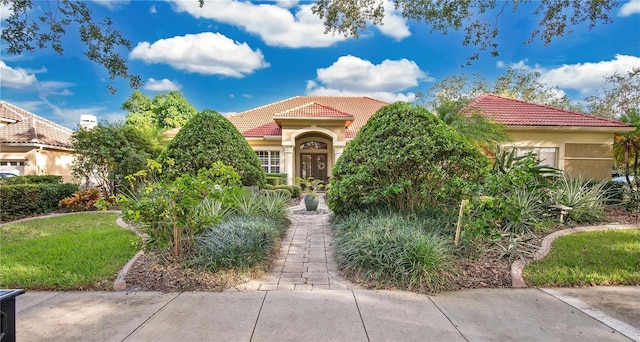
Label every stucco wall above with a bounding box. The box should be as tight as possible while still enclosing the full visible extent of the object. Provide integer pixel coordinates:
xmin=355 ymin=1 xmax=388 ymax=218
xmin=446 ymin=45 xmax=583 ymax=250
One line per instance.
xmin=504 ymin=128 xmax=615 ymax=180
xmin=0 ymin=146 xmax=74 ymax=182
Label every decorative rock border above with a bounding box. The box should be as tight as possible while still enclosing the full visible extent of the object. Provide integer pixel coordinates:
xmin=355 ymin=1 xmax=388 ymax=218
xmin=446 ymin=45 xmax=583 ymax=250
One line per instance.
xmin=113 ymin=250 xmax=144 ymax=291
xmin=511 ymin=224 xmax=640 ymax=288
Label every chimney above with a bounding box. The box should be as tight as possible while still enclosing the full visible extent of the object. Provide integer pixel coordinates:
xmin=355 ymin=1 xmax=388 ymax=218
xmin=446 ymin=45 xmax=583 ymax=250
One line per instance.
xmin=79 ymin=115 xmax=97 ymax=129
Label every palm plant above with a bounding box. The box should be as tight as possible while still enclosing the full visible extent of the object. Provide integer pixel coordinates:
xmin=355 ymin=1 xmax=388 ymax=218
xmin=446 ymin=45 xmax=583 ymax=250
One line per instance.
xmin=435 ymin=99 xmax=511 ymax=151
xmin=613 ymin=109 xmax=640 ymax=190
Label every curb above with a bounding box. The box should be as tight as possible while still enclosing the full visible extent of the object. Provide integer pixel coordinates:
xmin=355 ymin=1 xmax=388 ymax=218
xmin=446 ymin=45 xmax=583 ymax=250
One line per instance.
xmin=511 ymin=224 xmax=640 ymax=288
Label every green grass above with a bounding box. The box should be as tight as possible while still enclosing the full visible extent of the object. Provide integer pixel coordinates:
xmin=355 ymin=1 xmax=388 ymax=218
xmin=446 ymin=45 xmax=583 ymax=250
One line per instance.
xmin=0 ymin=213 xmax=140 ymax=290
xmin=523 ymin=229 xmax=640 ymax=286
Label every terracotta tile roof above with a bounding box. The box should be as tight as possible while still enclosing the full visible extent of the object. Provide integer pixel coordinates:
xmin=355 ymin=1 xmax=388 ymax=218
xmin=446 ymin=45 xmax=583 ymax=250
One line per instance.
xmin=0 ymin=101 xmax=73 ymax=148
xmin=243 ymin=122 xmax=282 ymax=137
xmin=274 ymin=102 xmax=355 ymax=119
xmin=227 ymin=96 xmax=388 ymax=138
xmin=468 ymin=94 xmax=633 ymax=128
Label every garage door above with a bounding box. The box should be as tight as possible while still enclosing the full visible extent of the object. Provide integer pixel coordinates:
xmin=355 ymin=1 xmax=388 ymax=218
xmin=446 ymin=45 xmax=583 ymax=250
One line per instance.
xmin=0 ymin=160 xmax=25 ymax=175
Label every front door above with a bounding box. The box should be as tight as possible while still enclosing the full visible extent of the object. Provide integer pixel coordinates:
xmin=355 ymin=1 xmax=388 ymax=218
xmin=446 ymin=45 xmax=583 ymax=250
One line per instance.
xmin=300 ymin=153 xmax=328 ymax=182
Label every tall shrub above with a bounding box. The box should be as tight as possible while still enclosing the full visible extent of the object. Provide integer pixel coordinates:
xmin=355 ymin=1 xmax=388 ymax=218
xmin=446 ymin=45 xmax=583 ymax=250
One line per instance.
xmin=71 ymin=122 xmax=157 ymax=194
xmin=164 ymin=109 xmax=266 ymax=186
xmin=327 ymin=102 xmax=489 ymax=215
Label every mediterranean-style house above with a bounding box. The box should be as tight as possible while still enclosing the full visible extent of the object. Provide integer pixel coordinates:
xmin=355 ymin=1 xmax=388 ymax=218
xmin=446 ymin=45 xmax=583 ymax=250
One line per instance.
xmin=225 ymin=95 xmax=634 ymax=184
xmin=0 ymin=101 xmax=74 ymax=181
xmin=226 ymin=96 xmax=389 ymax=185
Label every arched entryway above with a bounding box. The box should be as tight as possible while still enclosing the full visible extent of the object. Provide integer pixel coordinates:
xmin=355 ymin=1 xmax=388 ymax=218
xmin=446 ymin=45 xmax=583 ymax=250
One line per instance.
xmin=296 ymin=135 xmax=332 ymax=182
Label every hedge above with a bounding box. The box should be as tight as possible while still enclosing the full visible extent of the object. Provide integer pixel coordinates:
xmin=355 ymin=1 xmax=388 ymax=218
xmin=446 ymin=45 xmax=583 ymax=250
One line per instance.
xmin=0 ymin=183 xmax=79 ymax=222
xmin=0 ymin=175 xmax=63 ymax=185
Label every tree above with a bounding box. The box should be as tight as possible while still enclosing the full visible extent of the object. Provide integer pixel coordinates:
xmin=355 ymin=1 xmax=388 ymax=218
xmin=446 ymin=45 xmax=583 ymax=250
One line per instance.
xmin=121 ymin=90 xmax=199 ymax=153
xmin=70 ymin=122 xmax=157 ymax=195
xmin=164 ymin=109 xmax=266 ymax=187
xmin=123 ymin=91 xmax=198 ymax=130
xmin=1 ymin=0 xmax=141 ymax=93
xmin=312 ymin=0 xmax=617 ymax=64
xmin=586 ymin=67 xmax=640 ymax=119
xmin=327 ymin=102 xmax=489 ymax=215
xmin=122 ymin=90 xmax=199 ymax=131
xmin=421 ymin=67 xmax=578 ymax=111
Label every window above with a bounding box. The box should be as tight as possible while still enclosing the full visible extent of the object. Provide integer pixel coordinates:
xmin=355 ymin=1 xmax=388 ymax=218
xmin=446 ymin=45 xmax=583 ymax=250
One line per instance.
xmin=256 ymin=151 xmax=280 ymax=173
xmin=0 ymin=161 xmax=25 ymax=166
xmin=300 ymin=141 xmax=327 ymax=150
xmin=516 ymin=147 xmax=558 ymax=168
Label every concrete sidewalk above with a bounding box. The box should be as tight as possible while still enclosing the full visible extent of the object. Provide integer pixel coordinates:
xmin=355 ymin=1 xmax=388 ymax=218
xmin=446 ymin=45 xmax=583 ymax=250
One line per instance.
xmin=16 ymin=287 xmax=640 ymax=341
xmin=14 ymin=196 xmax=640 ymax=341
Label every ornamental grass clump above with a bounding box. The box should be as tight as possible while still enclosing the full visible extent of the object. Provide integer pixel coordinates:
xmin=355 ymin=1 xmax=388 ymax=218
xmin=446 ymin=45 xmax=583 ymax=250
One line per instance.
xmin=233 ymin=192 xmax=290 ymax=225
xmin=191 ymin=216 xmax=282 ymax=271
xmin=333 ymin=212 xmax=454 ymax=292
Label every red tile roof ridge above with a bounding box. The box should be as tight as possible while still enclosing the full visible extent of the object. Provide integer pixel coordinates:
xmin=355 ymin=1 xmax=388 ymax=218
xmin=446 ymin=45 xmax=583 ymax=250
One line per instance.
xmin=471 ymin=93 xmax=633 ymax=127
xmin=276 ymin=101 xmax=354 ymax=118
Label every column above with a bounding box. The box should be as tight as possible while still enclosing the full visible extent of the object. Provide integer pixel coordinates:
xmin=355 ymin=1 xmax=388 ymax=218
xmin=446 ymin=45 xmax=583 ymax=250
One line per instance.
xmin=284 ymin=145 xmax=294 ymax=185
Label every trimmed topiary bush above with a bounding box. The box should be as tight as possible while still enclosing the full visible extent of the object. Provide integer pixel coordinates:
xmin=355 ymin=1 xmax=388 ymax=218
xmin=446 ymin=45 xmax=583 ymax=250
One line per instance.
xmin=164 ymin=109 xmax=266 ymax=186
xmin=327 ymin=102 xmax=489 ymax=215
xmin=273 ymin=187 xmax=292 ymax=198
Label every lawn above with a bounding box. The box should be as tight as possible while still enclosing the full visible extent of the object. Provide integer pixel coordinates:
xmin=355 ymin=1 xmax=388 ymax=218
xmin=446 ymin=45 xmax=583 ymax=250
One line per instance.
xmin=523 ymin=229 xmax=640 ymax=287
xmin=0 ymin=212 xmax=140 ymax=290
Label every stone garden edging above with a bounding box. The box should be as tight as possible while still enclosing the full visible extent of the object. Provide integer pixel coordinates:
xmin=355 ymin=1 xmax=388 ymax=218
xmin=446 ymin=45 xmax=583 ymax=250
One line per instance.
xmin=511 ymin=224 xmax=640 ymax=288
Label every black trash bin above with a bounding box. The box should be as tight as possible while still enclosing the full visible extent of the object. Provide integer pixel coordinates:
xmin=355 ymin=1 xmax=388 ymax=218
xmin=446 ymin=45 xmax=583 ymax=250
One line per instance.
xmin=0 ymin=290 xmax=25 ymax=342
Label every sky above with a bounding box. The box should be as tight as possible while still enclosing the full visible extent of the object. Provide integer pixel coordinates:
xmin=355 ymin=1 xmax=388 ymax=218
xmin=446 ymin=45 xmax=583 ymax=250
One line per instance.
xmin=1 ymin=0 xmax=640 ymax=129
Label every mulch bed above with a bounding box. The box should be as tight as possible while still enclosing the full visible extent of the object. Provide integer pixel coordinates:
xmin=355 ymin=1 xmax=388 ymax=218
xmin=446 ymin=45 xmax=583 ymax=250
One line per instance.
xmin=121 ymin=207 xmax=638 ymax=293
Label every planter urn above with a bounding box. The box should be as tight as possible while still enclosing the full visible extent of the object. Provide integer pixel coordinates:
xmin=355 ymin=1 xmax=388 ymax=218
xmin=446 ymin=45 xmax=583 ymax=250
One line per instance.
xmin=304 ymin=195 xmax=319 ymax=211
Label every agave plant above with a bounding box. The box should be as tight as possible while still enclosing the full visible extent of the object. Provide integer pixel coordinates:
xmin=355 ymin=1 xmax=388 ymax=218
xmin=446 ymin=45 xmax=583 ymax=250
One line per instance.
xmin=549 ymin=175 xmax=612 ymax=223
xmin=502 ymin=188 xmax=546 ymax=236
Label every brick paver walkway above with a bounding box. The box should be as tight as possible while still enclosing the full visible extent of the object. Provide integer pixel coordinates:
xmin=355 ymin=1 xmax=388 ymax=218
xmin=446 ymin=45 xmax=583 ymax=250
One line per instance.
xmin=232 ymin=195 xmax=354 ymax=291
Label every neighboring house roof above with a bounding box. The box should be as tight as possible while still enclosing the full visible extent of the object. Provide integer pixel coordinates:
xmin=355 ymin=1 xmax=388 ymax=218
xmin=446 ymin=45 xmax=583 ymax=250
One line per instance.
xmin=227 ymin=96 xmax=389 ymax=139
xmin=468 ymin=94 xmax=633 ymax=128
xmin=0 ymin=101 xmax=73 ymax=148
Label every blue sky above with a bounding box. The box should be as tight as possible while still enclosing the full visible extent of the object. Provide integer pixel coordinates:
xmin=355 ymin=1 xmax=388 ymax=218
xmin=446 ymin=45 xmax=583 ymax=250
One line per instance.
xmin=1 ymin=0 xmax=639 ymax=128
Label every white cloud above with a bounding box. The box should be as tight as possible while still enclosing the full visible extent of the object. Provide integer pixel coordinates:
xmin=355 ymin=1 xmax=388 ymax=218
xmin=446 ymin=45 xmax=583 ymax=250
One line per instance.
xmin=500 ymin=55 xmax=640 ymax=95
xmin=130 ymin=32 xmax=269 ymax=77
xmin=0 ymin=61 xmax=37 ymax=88
xmin=144 ymin=78 xmax=182 ymax=91
xmin=377 ymin=0 xmax=410 ymax=40
xmin=91 ymin=0 xmax=130 ymax=10
xmin=619 ymin=0 xmax=640 ymax=16
xmin=39 ymin=81 xmax=75 ymax=95
xmin=242 ymin=93 xmax=253 ymax=98
xmin=275 ymin=0 xmax=299 ymax=8
xmin=306 ymin=81 xmax=417 ymax=103
xmin=0 ymin=2 xmax=12 ymax=21
xmin=168 ymin=0 xmax=349 ymax=48
xmin=306 ymin=55 xmax=430 ymax=102
xmin=150 ymin=5 xmax=157 ymax=14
